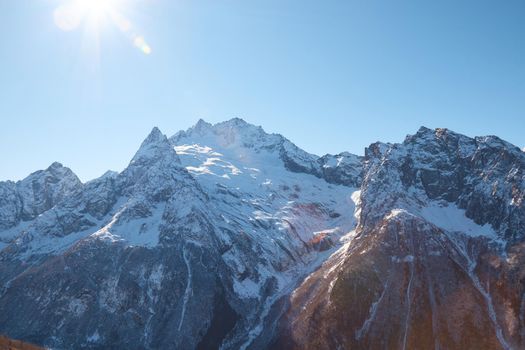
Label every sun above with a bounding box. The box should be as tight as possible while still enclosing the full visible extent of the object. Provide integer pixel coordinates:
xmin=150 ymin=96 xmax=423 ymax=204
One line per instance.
xmin=77 ymin=0 xmax=115 ymax=20
xmin=53 ymin=0 xmax=151 ymax=55
xmin=54 ymin=0 xmax=119 ymax=31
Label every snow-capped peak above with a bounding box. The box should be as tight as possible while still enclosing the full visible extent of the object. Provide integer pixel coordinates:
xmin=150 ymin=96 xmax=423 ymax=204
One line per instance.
xmin=193 ymin=118 xmax=213 ymax=134
xmin=171 ymin=117 xmax=277 ymax=151
xmin=360 ymin=126 xmax=525 ymax=242
xmin=18 ymin=161 xmax=82 ymax=198
xmin=171 ymin=118 xmax=362 ymax=186
xmin=415 ymin=125 xmax=434 ymax=135
xmin=47 ymin=161 xmax=65 ymax=170
xmin=36 ymin=161 xmax=80 ymax=183
xmin=405 ymin=126 xmax=458 ymax=145
xmin=141 ymin=126 xmax=166 ymax=146
xmin=130 ymin=127 xmax=181 ymax=166
xmin=1 ymin=122 xmax=524 ymax=350
xmin=0 ymin=161 xmax=82 ymax=231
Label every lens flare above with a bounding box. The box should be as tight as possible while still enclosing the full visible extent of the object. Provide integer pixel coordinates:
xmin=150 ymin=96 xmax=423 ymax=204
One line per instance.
xmin=54 ymin=3 xmax=83 ymax=31
xmin=54 ymin=0 xmax=152 ymax=55
xmin=133 ymin=36 xmax=152 ymax=55
xmin=80 ymin=0 xmax=112 ymax=17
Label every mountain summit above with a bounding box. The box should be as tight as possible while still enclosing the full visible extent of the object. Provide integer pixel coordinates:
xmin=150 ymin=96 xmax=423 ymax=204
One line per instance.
xmin=0 ymin=120 xmax=524 ymax=349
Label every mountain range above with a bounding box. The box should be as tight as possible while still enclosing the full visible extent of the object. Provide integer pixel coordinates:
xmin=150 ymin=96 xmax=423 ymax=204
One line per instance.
xmin=1 ymin=119 xmax=524 ymax=349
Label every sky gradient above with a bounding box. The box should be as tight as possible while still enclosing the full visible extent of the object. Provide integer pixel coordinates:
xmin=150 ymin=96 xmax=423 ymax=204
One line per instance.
xmin=1 ymin=0 xmax=524 ymax=182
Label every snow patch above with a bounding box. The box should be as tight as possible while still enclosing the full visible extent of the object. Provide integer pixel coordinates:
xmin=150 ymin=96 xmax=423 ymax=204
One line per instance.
xmin=86 ymin=330 xmax=101 ymax=343
xmin=392 ymin=255 xmax=415 ymax=263
xmin=420 ymin=202 xmax=498 ymax=240
xmin=385 ymin=209 xmax=414 ymax=220
xmin=91 ymin=202 xmax=165 ymax=247
xmin=233 ymin=277 xmax=261 ymax=299
xmin=178 ymin=245 xmax=193 ymax=331
xmin=384 ymin=201 xmax=503 ymax=244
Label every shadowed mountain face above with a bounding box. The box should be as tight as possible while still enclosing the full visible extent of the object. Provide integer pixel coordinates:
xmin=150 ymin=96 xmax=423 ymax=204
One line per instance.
xmin=0 ymin=120 xmax=524 ymax=349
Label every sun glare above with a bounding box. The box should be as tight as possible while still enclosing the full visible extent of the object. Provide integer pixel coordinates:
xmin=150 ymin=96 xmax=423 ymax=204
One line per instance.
xmin=78 ymin=0 xmax=114 ymax=20
xmin=54 ymin=0 xmax=151 ymax=55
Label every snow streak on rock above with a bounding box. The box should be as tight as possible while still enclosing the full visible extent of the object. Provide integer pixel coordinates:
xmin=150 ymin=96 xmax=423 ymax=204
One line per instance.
xmin=1 ymin=121 xmax=524 ymax=350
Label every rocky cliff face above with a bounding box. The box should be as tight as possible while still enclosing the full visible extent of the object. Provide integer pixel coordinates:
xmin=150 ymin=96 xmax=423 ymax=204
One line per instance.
xmin=0 ymin=120 xmax=361 ymax=349
xmin=273 ymin=127 xmax=525 ymax=350
xmin=0 ymin=162 xmax=82 ymax=232
xmin=0 ymin=121 xmax=523 ymax=350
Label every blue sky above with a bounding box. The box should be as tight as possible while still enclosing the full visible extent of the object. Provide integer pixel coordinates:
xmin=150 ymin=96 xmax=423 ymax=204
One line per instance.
xmin=1 ymin=0 xmax=524 ymax=182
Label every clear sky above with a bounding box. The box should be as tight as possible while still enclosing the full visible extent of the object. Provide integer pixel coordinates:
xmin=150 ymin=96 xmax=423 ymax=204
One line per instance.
xmin=1 ymin=0 xmax=524 ymax=182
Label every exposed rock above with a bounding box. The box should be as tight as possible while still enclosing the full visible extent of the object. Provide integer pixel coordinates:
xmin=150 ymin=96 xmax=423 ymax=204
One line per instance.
xmin=1 ymin=122 xmax=524 ymax=350
xmin=0 ymin=335 xmax=44 ymax=350
xmin=273 ymin=126 xmax=525 ymax=350
xmin=0 ymin=120 xmax=361 ymax=349
xmin=0 ymin=162 xmax=82 ymax=231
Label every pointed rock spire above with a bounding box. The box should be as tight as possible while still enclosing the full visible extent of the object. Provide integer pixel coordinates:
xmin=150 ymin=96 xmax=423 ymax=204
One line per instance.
xmin=47 ymin=161 xmax=64 ymax=170
xmin=194 ymin=118 xmax=212 ymax=131
xmin=143 ymin=126 xmax=164 ymax=144
xmin=129 ymin=127 xmax=180 ymax=166
xmin=120 ymin=127 xmax=188 ymax=199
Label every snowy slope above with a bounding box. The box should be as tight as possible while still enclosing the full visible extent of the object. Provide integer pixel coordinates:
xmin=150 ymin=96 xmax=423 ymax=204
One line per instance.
xmin=273 ymin=126 xmax=525 ymax=350
xmin=171 ymin=119 xmax=359 ymax=252
xmin=0 ymin=121 xmax=524 ymax=350
xmin=0 ymin=119 xmax=363 ymax=350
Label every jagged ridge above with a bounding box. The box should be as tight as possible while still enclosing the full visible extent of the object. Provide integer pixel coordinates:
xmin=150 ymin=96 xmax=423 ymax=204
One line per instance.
xmin=0 ymin=120 xmax=524 ymax=350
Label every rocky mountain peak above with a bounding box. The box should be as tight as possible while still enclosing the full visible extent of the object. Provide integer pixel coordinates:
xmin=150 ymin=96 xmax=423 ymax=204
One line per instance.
xmin=364 ymin=141 xmax=391 ymax=161
xmin=475 ymin=134 xmax=523 ymax=154
xmin=18 ymin=162 xmax=82 ymax=213
xmin=116 ymin=127 xmax=198 ymax=203
xmin=416 ymin=125 xmax=433 ymax=134
xmin=41 ymin=162 xmax=82 ymax=186
xmin=145 ymin=126 xmax=164 ymax=141
xmin=193 ymin=118 xmax=213 ymax=134
xmin=2 ymin=122 xmax=523 ymax=350
xmin=218 ymin=117 xmax=250 ymax=127
xmin=47 ymin=161 xmax=64 ymax=170
xmin=405 ymin=126 xmax=454 ymax=145
xmin=171 ymin=118 xmax=276 ymax=150
xmin=0 ymin=162 xmax=82 ymax=231
xmin=360 ymin=126 xmax=525 ymax=242
xmin=274 ymin=127 xmax=525 ymax=350
xmin=129 ymin=127 xmax=180 ymax=167
xmin=35 ymin=161 xmax=79 ymax=180
xmin=171 ymin=118 xmax=363 ymax=187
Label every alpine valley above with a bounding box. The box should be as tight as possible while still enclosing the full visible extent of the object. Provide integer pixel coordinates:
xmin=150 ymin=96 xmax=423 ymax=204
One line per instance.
xmin=1 ymin=119 xmax=524 ymax=350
